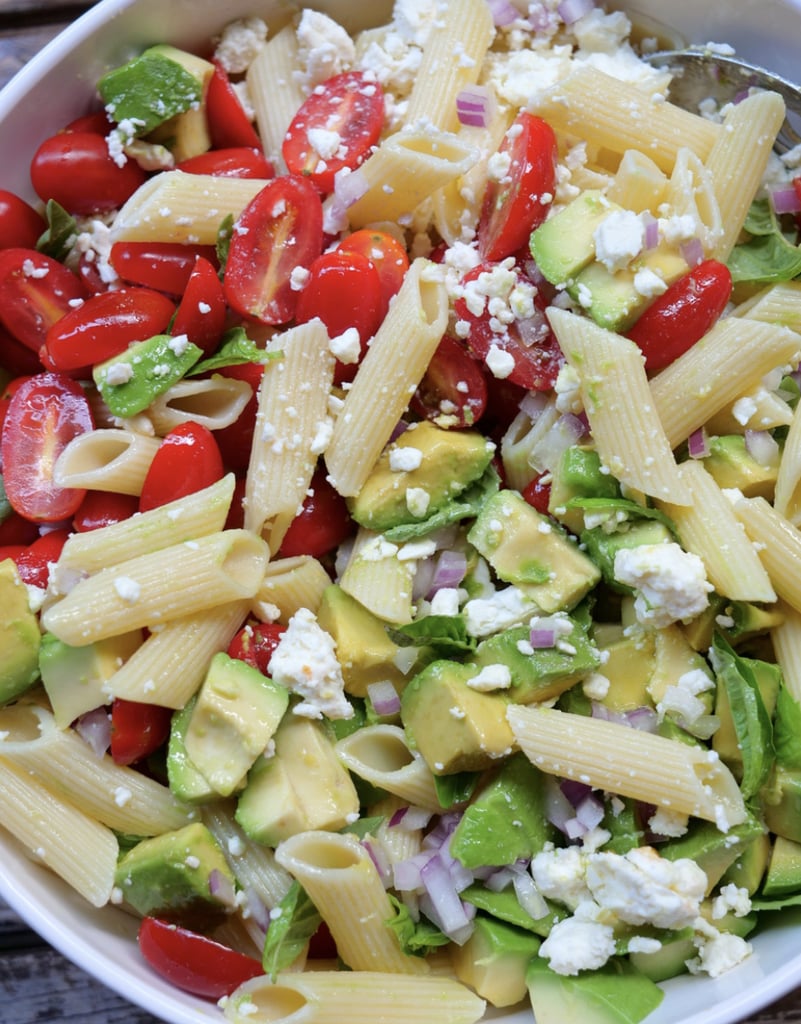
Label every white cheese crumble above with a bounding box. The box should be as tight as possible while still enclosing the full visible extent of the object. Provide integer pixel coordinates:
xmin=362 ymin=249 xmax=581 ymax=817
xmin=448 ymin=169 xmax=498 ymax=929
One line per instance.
xmin=113 ymin=576 xmax=141 ymax=603
xmin=389 ymin=446 xmax=423 ymax=472
xmin=613 ymin=542 xmax=713 ymax=628
xmin=268 ymin=607 xmax=353 ymax=720
xmin=593 ymin=209 xmax=645 ymax=273
xmin=466 ymin=663 xmax=513 ymax=692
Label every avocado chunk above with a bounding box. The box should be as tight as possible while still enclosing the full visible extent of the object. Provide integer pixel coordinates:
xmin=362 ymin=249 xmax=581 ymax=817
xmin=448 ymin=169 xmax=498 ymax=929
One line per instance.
xmin=400 ymin=659 xmax=515 ymax=774
xmin=646 ymin=623 xmax=711 ymax=705
xmin=468 ymin=490 xmax=600 ymax=614
xmin=660 ymin=814 xmax=766 ymax=893
xmin=580 ymin=519 xmax=673 ymax=593
xmin=452 ymin=914 xmax=541 ymax=1007
xmin=450 ymin=754 xmax=556 ymax=869
xmin=166 ymin=697 xmax=218 ymax=805
xmin=761 ymin=765 xmax=801 ymax=843
xmin=115 ymin=822 xmax=235 ymax=928
xmin=702 ymin=434 xmax=777 ymax=500
xmin=762 ymin=835 xmax=801 ymax=896
xmin=526 ymin=956 xmax=664 ymax=1024
xmin=38 ymin=630 xmax=141 ymax=728
xmin=93 ymin=334 xmax=203 ymax=419
xmin=235 ymin=714 xmax=360 ymax=846
xmin=628 ymin=933 xmax=694 ymax=983
xmin=184 ymin=652 xmax=289 ymax=797
xmin=472 ymin=617 xmax=600 ymax=704
xmin=315 ymin=584 xmax=406 ymax=699
xmin=348 ymin=420 xmax=494 ymax=533
xmin=593 ymin=625 xmax=656 ymax=711
xmin=530 ymin=190 xmax=619 ymax=285
xmin=0 ymin=558 xmax=41 ymax=705
xmin=722 ymin=829 xmax=770 ymax=895
xmin=547 ymin=444 xmax=621 ymax=534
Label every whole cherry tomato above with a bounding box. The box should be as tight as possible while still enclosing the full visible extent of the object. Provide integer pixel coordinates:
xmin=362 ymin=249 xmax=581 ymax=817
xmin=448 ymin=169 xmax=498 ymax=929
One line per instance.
xmin=223 ymin=175 xmax=323 ymax=325
xmin=1 ymin=372 xmax=94 ymax=522
xmin=110 ymin=241 xmax=219 ymax=295
xmin=337 ymin=228 xmax=409 ymax=317
xmin=73 ymin=491 xmax=139 ymax=532
xmin=30 ymin=131 xmax=146 ymax=216
xmin=411 ymin=334 xmax=487 ymax=428
xmin=170 ymin=257 xmax=226 ymax=356
xmin=0 ymin=511 xmax=39 ymax=547
xmin=206 ymin=63 xmax=263 ymax=150
xmin=44 ymin=287 xmax=176 ymax=371
xmin=625 ymin=259 xmax=733 ymax=373
xmin=0 ymin=326 xmax=44 ymax=378
xmin=138 ymin=422 xmax=225 ymax=512
xmin=0 ymin=190 xmax=46 ymax=250
xmin=177 ymin=146 xmax=274 ymax=180
xmin=15 ymin=528 xmax=70 ymax=589
xmin=0 ymin=248 xmax=87 ymax=353
xmin=213 ymin=363 xmax=264 ymax=475
xmin=110 ymin=699 xmax=173 ymax=766
xmin=277 ymin=468 xmax=354 ymax=559
xmin=228 ymin=621 xmax=286 ymax=676
xmin=477 ymin=112 xmax=558 ymax=262
xmin=282 ymin=71 xmax=384 ymax=194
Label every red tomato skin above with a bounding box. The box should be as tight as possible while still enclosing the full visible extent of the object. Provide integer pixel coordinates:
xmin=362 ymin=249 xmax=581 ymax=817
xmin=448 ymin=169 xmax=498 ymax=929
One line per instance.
xmin=111 ymin=699 xmax=173 ymax=766
xmin=282 ymin=71 xmax=384 ymax=194
xmin=625 ymin=260 xmax=733 ymax=373
xmin=224 ymin=175 xmax=324 ymax=325
xmin=213 ymin=363 xmax=263 ymax=474
xmin=228 ymin=621 xmax=286 ymax=676
xmin=1 ymin=373 xmax=94 ymax=522
xmin=478 ymin=113 xmax=558 ymax=263
xmin=65 ymin=111 xmax=114 ymax=134
xmin=109 ymin=241 xmax=219 ymax=295
xmin=337 ymin=229 xmax=409 ymax=317
xmin=411 ymin=334 xmax=487 ymax=428
xmin=0 ymin=190 xmax=46 ymax=250
xmin=0 ymin=248 xmax=88 ymax=353
xmin=138 ymin=917 xmax=264 ymax=1000
xmin=0 ymin=511 xmax=40 ymax=547
xmin=177 ymin=147 xmax=274 ymax=180
xmin=277 ymin=469 xmax=355 ymax=559
xmin=295 ymin=249 xmax=383 ymax=383
xmin=139 ymin=422 xmax=225 ymax=513
xmin=0 ymin=326 xmax=44 ymax=378
xmin=0 ymin=544 xmax=26 ymax=563
xmin=44 ymin=287 xmax=176 ymax=371
xmin=73 ymin=491 xmax=139 ymax=532
xmin=30 ymin=131 xmax=147 ymax=216
xmin=522 ymin=473 xmax=552 ymax=515
xmin=206 ymin=64 xmax=263 ymax=150
xmin=15 ymin=528 xmax=70 ymax=589
xmin=171 ymin=257 xmax=227 ymax=356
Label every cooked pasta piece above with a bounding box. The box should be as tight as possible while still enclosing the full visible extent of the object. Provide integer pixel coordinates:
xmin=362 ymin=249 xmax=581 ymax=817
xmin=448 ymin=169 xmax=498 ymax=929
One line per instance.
xmin=664 ymin=147 xmax=722 ymax=255
xmin=251 ymin=555 xmax=332 ymax=624
xmin=771 ymin=601 xmax=801 ymax=702
xmin=338 ymin=528 xmax=416 ymax=625
xmin=335 ymin=725 xmax=442 ymax=811
xmin=605 ymin=149 xmax=668 ymax=215
xmin=729 ymin=495 xmax=801 ymax=613
xmin=508 ymin=704 xmax=746 ymax=830
xmin=499 ymin=401 xmax=560 ymax=493
xmin=774 ymin=400 xmax=801 ymax=525
xmin=325 ymin=259 xmax=448 ymax=496
xmin=737 ymin=279 xmax=801 ymax=333
xmin=246 ymin=24 xmax=306 ymax=167
xmin=547 ymin=307 xmax=692 ymax=504
xmin=147 ymin=374 xmax=253 ymax=435
xmin=53 ymin=428 xmax=161 ymax=495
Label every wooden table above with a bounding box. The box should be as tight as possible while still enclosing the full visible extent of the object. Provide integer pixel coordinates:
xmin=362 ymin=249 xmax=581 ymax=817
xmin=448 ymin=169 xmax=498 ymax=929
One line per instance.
xmin=2 ymin=2 xmax=801 ymax=1022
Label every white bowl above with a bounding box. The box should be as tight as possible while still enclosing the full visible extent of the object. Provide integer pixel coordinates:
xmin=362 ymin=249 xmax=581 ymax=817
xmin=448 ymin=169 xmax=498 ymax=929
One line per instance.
xmin=2 ymin=1 xmax=801 ymax=1023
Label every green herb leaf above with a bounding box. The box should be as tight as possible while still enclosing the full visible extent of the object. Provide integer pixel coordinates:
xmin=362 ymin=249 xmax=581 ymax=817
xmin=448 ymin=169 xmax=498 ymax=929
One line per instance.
xmin=774 ymin=684 xmax=801 ymax=773
xmin=387 ymin=614 xmax=475 ymax=657
xmin=383 ymin=464 xmax=500 ymax=543
xmin=216 ymin=213 xmax=234 ymax=278
xmin=261 ymin=881 xmax=322 ymax=980
xmin=385 ymin=895 xmax=450 ymax=956
xmin=728 ymin=198 xmax=801 ymax=285
xmin=187 ymin=326 xmax=281 ymax=376
xmin=36 ymin=200 xmax=78 ymax=262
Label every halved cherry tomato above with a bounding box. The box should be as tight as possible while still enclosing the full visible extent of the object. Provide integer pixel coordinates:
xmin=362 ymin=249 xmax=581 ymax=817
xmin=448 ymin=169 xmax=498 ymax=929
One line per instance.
xmin=0 ymin=511 xmax=39 ymax=547
xmin=109 ymin=241 xmax=219 ymax=295
xmin=454 ymin=263 xmax=563 ymax=391
xmin=0 ymin=248 xmax=88 ymax=352
xmin=111 ymin=699 xmax=173 ymax=766
xmin=228 ymin=621 xmax=286 ymax=676
xmin=177 ymin=146 xmax=274 ymax=180
xmin=0 ymin=190 xmax=46 ymax=250
xmin=1 ymin=372 xmax=94 ymax=522
xmin=295 ymin=248 xmax=383 ymax=383
xmin=139 ymin=422 xmax=225 ymax=512
xmin=282 ymin=71 xmax=384 ymax=194
xmin=138 ymin=916 xmax=264 ymax=1000
xmin=44 ymin=287 xmax=176 ymax=371
xmin=277 ymin=468 xmax=354 ymax=558
xmin=15 ymin=528 xmax=70 ymax=589
xmin=412 ymin=334 xmax=487 ymax=428
xmin=0 ymin=326 xmax=44 ymax=377
xmin=30 ymin=131 xmax=146 ymax=216
xmin=0 ymin=376 xmax=32 ymax=435
xmin=0 ymin=544 xmax=26 ymax=563
xmin=522 ymin=472 xmax=552 ymax=515
xmin=625 ymin=259 xmax=733 ymax=373
xmin=224 ymin=175 xmax=323 ymax=324
xmin=206 ymin=63 xmax=263 ymax=150
xmin=477 ymin=112 xmax=558 ymax=262
xmin=73 ymin=491 xmax=139 ymax=532
xmin=213 ymin=363 xmax=264 ymax=474
xmin=337 ymin=228 xmax=409 ymax=317
xmin=171 ymin=257 xmax=226 ymax=356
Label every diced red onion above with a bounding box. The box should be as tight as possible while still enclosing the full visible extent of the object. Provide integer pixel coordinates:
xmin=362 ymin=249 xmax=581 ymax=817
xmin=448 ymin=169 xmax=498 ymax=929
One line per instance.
xmin=390 ymin=419 xmax=410 ymax=442
xmin=534 ymin=413 xmax=588 ymax=474
xmin=745 ymin=428 xmax=780 ymax=467
xmin=486 ymin=0 xmax=521 ymax=26
xmin=363 ymin=839 xmax=393 ymax=885
xmin=367 ymin=680 xmax=402 ymax=717
xmin=428 ymin=549 xmax=468 ymax=595
xmin=560 ymin=778 xmax=592 ymax=807
xmin=543 ymin=776 xmax=575 ymax=833
xmin=396 ymin=806 xmax=434 ymax=832
xmin=575 ymin=793 xmax=605 ymax=831
xmin=393 ymin=853 xmax=427 ymax=892
xmin=680 ymin=237 xmax=704 ymax=268
xmin=512 ymin=870 xmax=549 ymax=920
xmin=484 ymin=865 xmax=517 ymax=892
xmin=419 ymin=854 xmax=475 ymax=942
xmin=413 ymin=556 xmax=436 ymax=601
xmin=529 ymin=626 xmax=557 ymax=649
xmin=422 ymin=812 xmax=462 ymax=850
xmin=564 ymin=816 xmax=587 ymax=840
xmin=557 ymin=0 xmax=595 ymax=24
xmin=208 ymin=868 xmax=237 ymax=909
xmin=769 ymin=186 xmax=801 ymax=215
xmin=516 ymin=308 xmax=551 ymax=349
xmin=456 ymin=86 xmax=492 ymax=129
xmin=73 ymin=706 xmax=112 ymax=757
xmin=241 ymin=887 xmax=272 ymax=933
xmin=527 ymin=2 xmax=552 ymax=32
xmin=642 ymin=213 xmax=660 ymax=250
xmin=688 ymin=427 xmax=710 ymax=459
xmin=518 ymin=390 xmax=550 ymax=423
xmin=625 ymin=706 xmax=660 ymax=733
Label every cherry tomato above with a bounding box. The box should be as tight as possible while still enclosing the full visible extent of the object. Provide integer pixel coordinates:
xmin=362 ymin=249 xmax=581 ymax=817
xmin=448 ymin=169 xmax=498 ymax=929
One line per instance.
xmin=477 ymin=112 xmax=558 ymax=262
xmin=177 ymin=146 xmax=274 ymax=180
xmin=282 ymin=71 xmax=384 ymax=194
xmin=15 ymin=528 xmax=70 ymax=589
xmin=213 ymin=363 xmax=264 ymax=474
xmin=625 ymin=259 xmax=733 ymax=373
xmin=44 ymin=287 xmax=176 ymax=371
xmin=295 ymin=248 xmax=383 ymax=383
xmin=522 ymin=472 xmax=552 ymax=515
xmin=0 ymin=544 xmax=26 ymax=563
xmin=454 ymin=263 xmax=563 ymax=391
xmin=0 ymin=376 xmax=32 ymax=435
xmin=139 ymin=422 xmax=225 ymax=512
xmin=337 ymin=228 xmax=409 ymax=317
xmin=206 ymin=63 xmax=263 ymax=150
xmin=1 ymin=372 xmax=94 ymax=522
xmin=224 ymin=476 xmax=247 ymax=530
xmin=0 ymin=248 xmax=88 ymax=353
xmin=277 ymin=468 xmax=354 ymax=559
xmin=228 ymin=621 xmax=286 ymax=676
xmin=65 ymin=111 xmax=114 ymax=134
xmin=307 ymin=921 xmax=337 ymax=960
xmin=0 ymin=326 xmax=44 ymax=378
xmin=411 ymin=334 xmax=488 ymax=428
xmin=110 ymin=699 xmax=173 ymax=766
xmin=224 ymin=175 xmax=323 ymax=324
xmin=73 ymin=491 xmax=139 ymax=532
xmin=171 ymin=257 xmax=226 ymax=356
xmin=30 ymin=131 xmax=146 ymax=216
xmin=0 ymin=190 xmax=46 ymax=250
xmin=138 ymin=917 xmax=264 ymax=1000
xmin=109 ymin=241 xmax=219 ymax=295
xmin=0 ymin=511 xmax=39 ymax=547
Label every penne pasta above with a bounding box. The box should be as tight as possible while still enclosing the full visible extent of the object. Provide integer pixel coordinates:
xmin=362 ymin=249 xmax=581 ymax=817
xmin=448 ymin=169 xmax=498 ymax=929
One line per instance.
xmin=335 ymin=725 xmax=442 ymax=811
xmin=147 ymin=374 xmax=253 ymax=435
xmin=251 ymin=555 xmax=332 ymax=624
xmin=729 ymin=494 xmax=801 ymax=614
xmin=53 ymin=428 xmax=161 ymax=495
xmin=246 ymin=24 xmax=306 ymax=167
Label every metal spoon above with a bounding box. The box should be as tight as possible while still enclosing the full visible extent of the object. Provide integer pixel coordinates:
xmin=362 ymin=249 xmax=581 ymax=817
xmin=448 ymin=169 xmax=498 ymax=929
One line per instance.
xmin=646 ymin=48 xmax=801 ymax=154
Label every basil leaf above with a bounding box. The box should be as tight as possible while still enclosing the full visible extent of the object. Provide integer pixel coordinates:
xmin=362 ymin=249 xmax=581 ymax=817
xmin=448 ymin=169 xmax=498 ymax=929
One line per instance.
xmin=187 ymin=326 xmax=281 ymax=376
xmin=385 ymin=894 xmax=450 ymax=956
xmin=36 ymin=199 xmax=78 ymax=262
xmin=261 ymin=881 xmax=322 ymax=980
xmin=728 ymin=199 xmax=801 ymax=285
xmin=382 ymin=464 xmax=500 ymax=543
xmin=774 ymin=684 xmax=801 ymax=773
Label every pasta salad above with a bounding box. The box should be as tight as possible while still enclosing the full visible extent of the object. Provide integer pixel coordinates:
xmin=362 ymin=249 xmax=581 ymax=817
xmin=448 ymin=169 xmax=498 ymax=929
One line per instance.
xmin=1 ymin=1 xmax=801 ymax=1022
